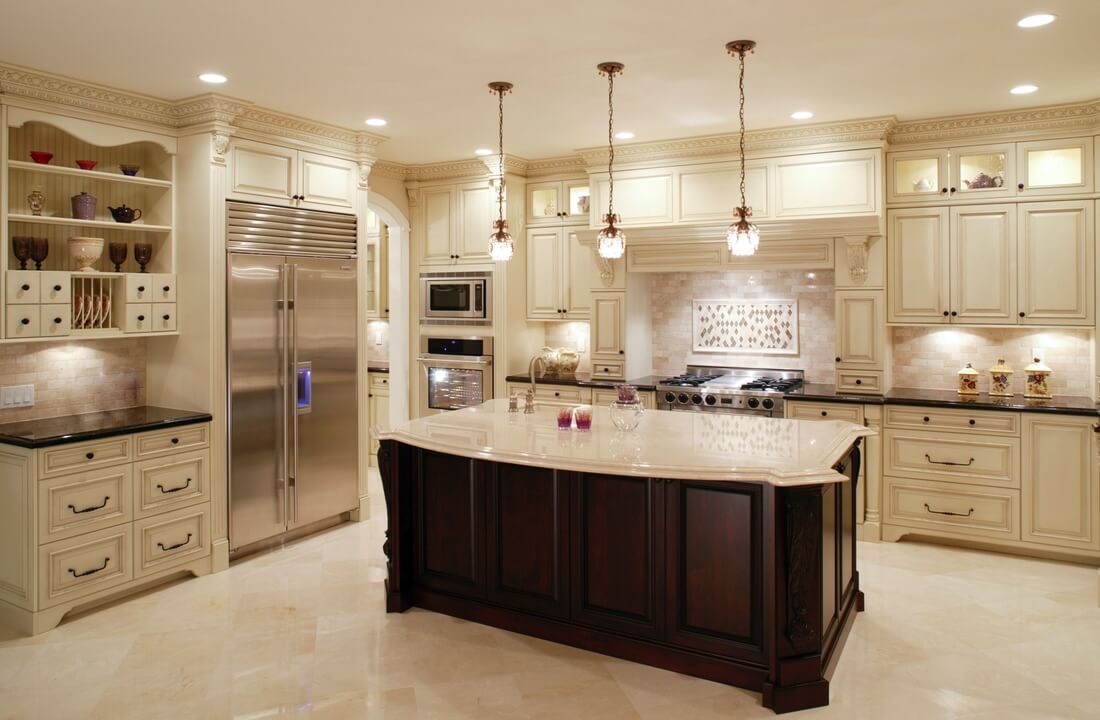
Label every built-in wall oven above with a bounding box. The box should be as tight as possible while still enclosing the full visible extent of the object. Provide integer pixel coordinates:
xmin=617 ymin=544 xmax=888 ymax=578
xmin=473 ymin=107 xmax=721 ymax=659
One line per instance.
xmin=417 ymin=335 xmax=494 ymax=416
xmin=420 ymin=273 xmax=491 ymax=322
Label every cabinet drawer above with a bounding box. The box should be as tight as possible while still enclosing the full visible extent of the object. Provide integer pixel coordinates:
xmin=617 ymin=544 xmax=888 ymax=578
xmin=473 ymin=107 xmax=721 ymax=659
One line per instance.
xmin=123 ymin=274 xmax=155 ymax=303
xmin=40 ymin=304 xmax=71 ymax=338
xmin=133 ymin=504 xmax=211 ymax=578
xmin=535 ymin=385 xmax=591 ymax=404
xmin=38 ymin=524 xmax=132 ymax=608
xmin=885 ymin=405 xmax=1019 ymax=436
xmin=6 ymin=307 xmax=40 ymax=339
xmin=40 ymin=436 xmax=132 ymax=479
xmin=152 ymin=274 xmax=176 ymax=302
xmin=885 ymin=476 xmax=1019 ymax=540
xmin=884 ymin=429 xmax=1019 ymax=488
xmin=786 ymin=400 xmax=864 ymax=424
xmin=591 ymin=359 xmax=625 ymax=380
xmin=152 ymin=303 xmax=176 ymax=332
xmin=592 ymin=388 xmax=619 ymax=406
xmin=834 ymin=370 xmax=882 ymax=394
xmin=123 ymin=303 xmax=153 ymax=333
xmin=40 ymin=272 xmax=71 ymax=304
xmin=369 ymin=373 xmax=391 ymax=393
xmin=133 ymin=450 xmax=210 ymax=518
xmin=38 ymin=465 xmax=133 ymax=544
xmin=6 ymin=270 xmax=40 ymax=304
xmin=134 ymin=423 xmax=210 ymax=459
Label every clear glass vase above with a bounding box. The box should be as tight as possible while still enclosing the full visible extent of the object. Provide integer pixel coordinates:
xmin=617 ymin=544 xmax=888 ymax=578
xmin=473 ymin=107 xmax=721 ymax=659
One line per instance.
xmin=609 ymin=400 xmax=643 ymax=431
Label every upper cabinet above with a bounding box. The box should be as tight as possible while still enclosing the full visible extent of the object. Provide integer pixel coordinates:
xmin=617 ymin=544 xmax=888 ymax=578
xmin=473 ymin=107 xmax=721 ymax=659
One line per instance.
xmin=416 ymin=181 xmax=494 ymax=266
xmin=591 ymin=169 xmax=675 ymax=227
xmin=887 ymin=138 xmax=1093 ymax=205
xmin=773 ymin=149 xmax=879 ymax=217
xmin=229 ymin=139 xmax=357 ymax=212
xmin=526 ymin=228 xmax=597 ymax=321
xmin=1017 ymin=201 xmax=1094 ymax=325
xmin=677 ymin=163 xmax=768 ymax=223
xmin=527 ymin=179 xmax=590 ymax=226
xmin=364 ymin=210 xmax=388 ymax=319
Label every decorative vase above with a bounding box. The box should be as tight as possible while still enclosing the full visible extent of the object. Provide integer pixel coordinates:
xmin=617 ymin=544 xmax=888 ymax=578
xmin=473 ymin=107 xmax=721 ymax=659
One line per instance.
xmin=71 ymin=192 xmax=97 ymax=220
xmin=957 ymin=363 xmax=979 ymax=395
xmin=609 ymin=401 xmax=643 ymax=431
xmin=26 ymin=188 xmax=45 ymax=216
xmin=988 ymin=359 xmax=1013 ymax=397
xmin=1024 ymin=358 xmax=1052 ymax=399
xmin=30 ymin=238 xmax=49 ymax=270
xmin=133 ymin=242 xmax=153 ymax=272
xmin=68 ymin=237 xmax=104 ymax=272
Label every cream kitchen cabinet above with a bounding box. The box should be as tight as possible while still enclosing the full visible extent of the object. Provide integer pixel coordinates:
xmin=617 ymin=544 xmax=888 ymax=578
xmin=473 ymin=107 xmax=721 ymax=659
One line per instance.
xmin=229 ymin=139 xmax=357 ymax=212
xmin=505 ymin=383 xmax=591 ymax=409
xmin=773 ymin=149 xmax=879 ymax=217
xmin=365 ymin=213 xmax=389 ymax=319
xmin=368 ymin=373 xmax=390 ymax=465
xmin=1021 ymin=415 xmax=1099 ymax=552
xmin=887 ymin=148 xmax=950 ymax=205
xmin=592 ymin=388 xmax=656 ymax=409
xmin=887 ymin=207 xmax=950 ymax=322
xmin=888 ymin=144 xmax=1017 ymax=204
xmin=417 ymin=182 xmax=494 ymax=266
xmin=589 ymin=291 xmax=625 ymax=380
xmin=1017 ymin=200 xmax=1094 ymax=325
xmin=835 ymin=290 xmax=886 ymax=378
xmin=526 ymin=228 xmax=597 ymax=320
xmin=950 ymin=204 xmax=1017 ymax=324
xmin=1016 ymin=138 xmax=1094 ymax=197
xmin=676 ymin=163 xmax=769 ymax=223
xmin=526 ymin=179 xmax=590 ymax=225
xmin=590 ymin=169 xmax=675 ymax=227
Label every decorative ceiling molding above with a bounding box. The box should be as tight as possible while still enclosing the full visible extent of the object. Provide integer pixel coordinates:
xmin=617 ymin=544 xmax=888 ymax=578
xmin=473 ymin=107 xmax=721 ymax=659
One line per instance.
xmin=887 ymin=97 xmax=1100 ymax=145
xmin=381 ymin=153 xmax=529 ymax=183
xmin=526 ymin=155 xmax=587 ymax=178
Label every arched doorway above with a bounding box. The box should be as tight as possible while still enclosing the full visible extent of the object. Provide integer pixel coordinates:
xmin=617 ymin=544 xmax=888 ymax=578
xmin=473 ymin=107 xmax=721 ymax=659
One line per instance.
xmin=365 ymin=194 xmax=411 ymax=427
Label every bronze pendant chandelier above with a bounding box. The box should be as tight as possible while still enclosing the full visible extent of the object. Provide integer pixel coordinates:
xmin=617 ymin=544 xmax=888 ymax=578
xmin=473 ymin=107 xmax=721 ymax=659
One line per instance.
xmin=596 ymin=62 xmax=626 ymax=260
xmin=487 ymin=81 xmax=514 ymax=262
xmin=726 ymin=40 xmax=760 ymax=257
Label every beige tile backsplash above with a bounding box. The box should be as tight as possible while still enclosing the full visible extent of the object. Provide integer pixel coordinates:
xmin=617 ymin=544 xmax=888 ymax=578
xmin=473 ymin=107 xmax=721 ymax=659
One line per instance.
xmin=649 ymin=270 xmax=837 ymax=383
xmin=891 ymin=326 xmax=1093 ymax=397
xmin=544 ymin=321 xmax=592 ymax=372
xmin=0 ymin=339 xmax=146 ymax=423
xmin=366 ymin=320 xmax=390 ymax=364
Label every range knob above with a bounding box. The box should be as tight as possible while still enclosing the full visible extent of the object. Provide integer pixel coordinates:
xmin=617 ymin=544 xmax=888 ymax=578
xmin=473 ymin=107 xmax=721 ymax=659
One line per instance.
xmin=747 ymin=397 xmax=760 ymax=409
xmin=704 ymin=395 xmax=717 ymax=406
xmin=677 ymin=393 xmax=690 ymax=404
xmin=664 ymin=392 xmax=677 ymax=404
xmin=762 ymin=398 xmax=775 ymax=410
xmin=691 ymin=393 xmax=703 ymax=405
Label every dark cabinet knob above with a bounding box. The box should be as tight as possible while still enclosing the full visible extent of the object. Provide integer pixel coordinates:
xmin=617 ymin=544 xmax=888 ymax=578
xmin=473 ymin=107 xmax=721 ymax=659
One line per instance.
xmin=163 ymin=314 xmax=171 ymax=321
xmin=923 ymin=416 xmax=930 ymax=422
xmin=53 ymin=285 xmax=62 ymax=292
xmin=943 ymin=311 xmax=949 ymax=316
xmin=20 ymin=284 xmax=29 ymax=291
xmin=1018 ymin=183 xmax=1025 ymax=190
xmin=618 ymin=350 xmax=624 ymax=355
xmin=950 ymin=311 xmax=958 ymax=316
xmin=19 ymin=318 xmax=29 ymax=325
xmin=554 ymin=392 xmax=560 ymax=397
xmin=950 ymin=187 xmax=957 ymax=193
xmin=968 ymin=419 xmax=976 ymax=426
xmin=53 ymin=317 xmax=62 ymax=324
xmin=171 ymin=437 xmax=179 ymax=444
xmin=855 ymin=379 xmax=863 ymax=385
xmin=835 ymin=356 xmax=842 ymax=362
xmin=821 ymin=411 xmax=828 ymax=417
xmin=137 ymin=286 xmax=145 ymax=292
xmin=86 ymin=452 xmax=95 ymax=460
xmin=941 ymin=188 xmax=949 ymax=194
xmin=163 ymin=286 xmax=170 ymax=292
xmin=137 ymin=315 xmax=145 ymax=321
xmin=1019 ymin=312 xmax=1025 ymax=317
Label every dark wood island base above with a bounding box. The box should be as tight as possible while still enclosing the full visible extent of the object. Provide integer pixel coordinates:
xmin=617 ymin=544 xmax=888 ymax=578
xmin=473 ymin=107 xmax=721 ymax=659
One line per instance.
xmin=379 ymin=439 xmax=863 ymax=714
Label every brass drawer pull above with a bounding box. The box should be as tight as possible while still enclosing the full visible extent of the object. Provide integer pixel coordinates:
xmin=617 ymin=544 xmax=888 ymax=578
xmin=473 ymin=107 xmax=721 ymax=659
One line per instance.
xmin=156 ymin=478 xmax=192 ymax=494
xmin=69 ymin=557 xmax=109 ymax=578
xmin=68 ymin=496 xmax=109 ymax=514
xmin=924 ymin=503 xmax=975 ymax=518
xmin=925 ymin=454 xmax=974 ymax=467
xmin=157 ymin=533 xmax=193 ymax=552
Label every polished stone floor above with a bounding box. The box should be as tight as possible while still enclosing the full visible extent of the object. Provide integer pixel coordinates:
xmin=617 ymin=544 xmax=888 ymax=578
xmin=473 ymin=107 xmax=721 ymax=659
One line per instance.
xmin=2 ymin=471 xmax=1099 ymax=719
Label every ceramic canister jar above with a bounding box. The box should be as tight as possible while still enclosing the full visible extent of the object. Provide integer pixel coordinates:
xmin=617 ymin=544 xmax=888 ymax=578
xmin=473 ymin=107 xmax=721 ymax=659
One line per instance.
xmin=1024 ymin=358 xmax=1053 ymax=399
xmin=71 ymin=191 xmax=96 ymax=220
xmin=957 ymin=362 xmax=979 ymax=395
xmin=988 ymin=359 xmax=1013 ymax=397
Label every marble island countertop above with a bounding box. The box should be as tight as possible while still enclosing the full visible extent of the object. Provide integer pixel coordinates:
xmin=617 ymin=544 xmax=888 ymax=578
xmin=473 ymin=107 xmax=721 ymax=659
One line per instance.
xmin=380 ymin=399 xmax=872 ymax=486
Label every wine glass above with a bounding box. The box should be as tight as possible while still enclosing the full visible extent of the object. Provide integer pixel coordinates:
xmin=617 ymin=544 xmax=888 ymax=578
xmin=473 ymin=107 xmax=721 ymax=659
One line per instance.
xmin=108 ymin=242 xmax=128 ymax=272
xmin=12 ymin=237 xmax=31 ymax=270
xmin=30 ymin=238 xmax=49 ymax=270
xmin=133 ymin=242 xmax=153 ymax=273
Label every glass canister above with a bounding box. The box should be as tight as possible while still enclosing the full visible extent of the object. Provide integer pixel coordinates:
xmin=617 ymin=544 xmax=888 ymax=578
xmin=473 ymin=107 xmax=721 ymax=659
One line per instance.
xmin=988 ymin=359 xmax=1013 ymax=397
xmin=609 ymin=384 xmax=644 ymax=431
xmin=1024 ymin=358 xmax=1052 ymax=399
xmin=957 ymin=363 xmax=979 ymax=395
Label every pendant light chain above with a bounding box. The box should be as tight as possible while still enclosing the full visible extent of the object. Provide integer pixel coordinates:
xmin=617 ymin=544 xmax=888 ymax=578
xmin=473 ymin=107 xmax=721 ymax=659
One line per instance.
xmin=737 ymin=48 xmax=747 ymax=210
xmin=607 ymin=69 xmax=616 ymax=217
xmin=486 ymin=81 xmax=514 ymax=262
xmin=497 ymin=85 xmax=506 ymax=224
xmin=595 ymin=62 xmax=626 ymax=260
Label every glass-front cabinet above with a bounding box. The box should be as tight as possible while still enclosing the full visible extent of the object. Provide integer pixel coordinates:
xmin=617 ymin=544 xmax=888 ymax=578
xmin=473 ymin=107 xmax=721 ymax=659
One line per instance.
xmin=526 ymin=178 xmax=590 ymax=225
xmin=951 ymin=144 xmax=1015 ymax=199
xmin=1016 ymin=138 xmax=1094 ymax=196
xmin=887 ymin=149 xmax=949 ymax=204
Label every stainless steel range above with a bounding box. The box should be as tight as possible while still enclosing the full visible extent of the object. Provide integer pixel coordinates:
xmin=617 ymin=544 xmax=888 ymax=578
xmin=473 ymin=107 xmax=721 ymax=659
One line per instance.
xmin=656 ymin=366 xmax=804 ymax=417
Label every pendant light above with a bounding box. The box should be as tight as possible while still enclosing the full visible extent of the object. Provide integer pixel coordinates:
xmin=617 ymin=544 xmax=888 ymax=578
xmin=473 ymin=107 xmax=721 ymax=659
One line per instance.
xmin=596 ymin=62 xmax=626 ymax=260
xmin=487 ymin=81 xmax=514 ymax=262
xmin=725 ymin=40 xmax=759 ymax=257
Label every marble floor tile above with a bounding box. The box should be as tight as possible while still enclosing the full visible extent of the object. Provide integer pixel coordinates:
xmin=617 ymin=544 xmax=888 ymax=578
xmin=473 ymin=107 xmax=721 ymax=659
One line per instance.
xmin=0 ymin=469 xmax=1097 ymax=719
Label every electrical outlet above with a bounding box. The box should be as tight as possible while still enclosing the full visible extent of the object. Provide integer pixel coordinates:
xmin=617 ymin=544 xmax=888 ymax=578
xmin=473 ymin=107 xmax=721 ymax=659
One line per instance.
xmin=372 ymin=332 xmax=383 ymax=346
xmin=1 ymin=384 xmax=34 ymax=408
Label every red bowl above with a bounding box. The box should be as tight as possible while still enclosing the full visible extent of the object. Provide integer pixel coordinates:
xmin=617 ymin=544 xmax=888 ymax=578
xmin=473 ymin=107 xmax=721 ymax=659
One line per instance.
xmin=75 ymin=160 xmax=98 ymax=171
xmin=29 ymin=151 xmax=53 ymax=164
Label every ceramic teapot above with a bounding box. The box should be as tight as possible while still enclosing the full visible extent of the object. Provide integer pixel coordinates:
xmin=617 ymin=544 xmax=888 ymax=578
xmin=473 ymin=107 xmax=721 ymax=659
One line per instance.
xmin=108 ymin=204 xmax=143 ymax=223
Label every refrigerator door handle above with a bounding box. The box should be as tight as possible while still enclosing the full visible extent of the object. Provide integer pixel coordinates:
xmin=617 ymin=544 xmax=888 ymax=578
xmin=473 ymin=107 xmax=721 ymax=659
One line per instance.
xmin=288 ymin=262 xmax=300 ymax=524
xmin=278 ymin=262 xmax=289 ymax=527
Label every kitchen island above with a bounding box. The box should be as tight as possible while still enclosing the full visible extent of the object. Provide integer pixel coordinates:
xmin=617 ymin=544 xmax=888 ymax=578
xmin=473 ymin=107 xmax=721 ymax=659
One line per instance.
xmin=378 ymin=400 xmax=872 ymax=713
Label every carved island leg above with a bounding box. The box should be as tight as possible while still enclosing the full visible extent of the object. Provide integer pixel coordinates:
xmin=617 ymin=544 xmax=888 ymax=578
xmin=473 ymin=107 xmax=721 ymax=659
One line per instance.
xmin=378 ymin=440 xmax=412 ymax=612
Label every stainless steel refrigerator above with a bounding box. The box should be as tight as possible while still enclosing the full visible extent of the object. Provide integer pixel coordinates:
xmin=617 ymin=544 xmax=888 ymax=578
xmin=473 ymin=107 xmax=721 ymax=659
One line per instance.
xmin=227 ymin=201 xmax=359 ymax=553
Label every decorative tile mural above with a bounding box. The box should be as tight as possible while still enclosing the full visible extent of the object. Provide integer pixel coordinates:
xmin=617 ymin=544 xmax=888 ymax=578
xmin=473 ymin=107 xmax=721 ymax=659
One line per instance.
xmin=692 ymin=298 xmax=799 ymax=354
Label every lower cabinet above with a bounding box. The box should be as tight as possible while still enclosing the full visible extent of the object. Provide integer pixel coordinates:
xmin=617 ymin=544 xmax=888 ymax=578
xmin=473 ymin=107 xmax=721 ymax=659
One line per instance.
xmin=368 ymin=373 xmax=390 ymax=465
xmin=1021 ymin=415 xmax=1100 ymax=551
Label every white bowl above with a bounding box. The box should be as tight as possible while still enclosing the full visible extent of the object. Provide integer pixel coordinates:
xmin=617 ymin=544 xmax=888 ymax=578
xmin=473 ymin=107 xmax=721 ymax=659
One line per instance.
xmin=68 ymin=236 xmax=104 ymax=272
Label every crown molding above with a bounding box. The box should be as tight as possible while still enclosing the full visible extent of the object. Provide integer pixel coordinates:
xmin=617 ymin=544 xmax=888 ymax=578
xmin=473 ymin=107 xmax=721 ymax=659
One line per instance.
xmin=382 ymin=153 xmax=530 ymax=183
xmin=887 ymin=97 xmax=1100 ymax=146
xmin=526 ymin=155 xmax=587 ymax=178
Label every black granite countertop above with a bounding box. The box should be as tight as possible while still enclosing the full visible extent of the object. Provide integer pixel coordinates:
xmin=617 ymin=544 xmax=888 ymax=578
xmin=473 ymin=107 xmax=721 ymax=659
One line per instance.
xmin=0 ymin=406 xmax=213 ymax=449
xmin=784 ymin=385 xmax=1098 ymax=417
xmin=505 ymin=373 xmax=660 ymax=391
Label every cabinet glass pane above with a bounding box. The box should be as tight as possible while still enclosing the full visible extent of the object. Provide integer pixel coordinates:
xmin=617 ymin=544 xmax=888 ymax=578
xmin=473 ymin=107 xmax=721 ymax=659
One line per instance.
xmin=894 ymin=158 xmax=940 ymax=195
xmin=530 ymin=187 xmax=560 ymax=219
xmin=1027 ymin=148 xmax=1083 ymax=187
xmin=568 ymin=185 xmax=591 ymax=216
xmin=364 ymin=244 xmax=378 ymax=314
xmin=958 ymin=153 xmax=1007 ymax=191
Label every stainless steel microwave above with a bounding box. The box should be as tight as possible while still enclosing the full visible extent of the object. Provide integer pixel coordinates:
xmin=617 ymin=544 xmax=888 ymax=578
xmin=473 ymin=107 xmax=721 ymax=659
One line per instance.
xmin=420 ymin=274 xmax=492 ymax=321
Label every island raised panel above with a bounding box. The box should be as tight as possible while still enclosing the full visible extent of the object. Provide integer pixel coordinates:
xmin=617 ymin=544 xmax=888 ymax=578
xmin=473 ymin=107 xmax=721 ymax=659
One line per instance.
xmin=414 ymin=451 xmax=484 ymax=598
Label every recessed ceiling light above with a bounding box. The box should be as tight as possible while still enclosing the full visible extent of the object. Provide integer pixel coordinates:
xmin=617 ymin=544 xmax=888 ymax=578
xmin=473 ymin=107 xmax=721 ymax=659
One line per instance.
xmin=198 ymin=73 xmax=227 ymax=84
xmin=1011 ymin=84 xmax=1039 ymax=95
xmin=365 ymin=118 xmax=388 ymax=127
xmin=790 ymin=111 xmax=814 ymax=120
xmin=614 ymin=131 xmax=635 ymax=140
xmin=474 ymin=148 xmax=493 ymax=156
xmin=1017 ymin=14 xmax=1056 ymax=28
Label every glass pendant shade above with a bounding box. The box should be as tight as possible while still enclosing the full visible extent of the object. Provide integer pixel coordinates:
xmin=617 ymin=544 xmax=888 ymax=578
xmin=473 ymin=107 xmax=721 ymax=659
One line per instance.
xmin=726 ymin=208 xmax=759 ymax=257
xmin=597 ymin=213 xmax=626 ymax=259
xmin=488 ymin=219 xmax=514 ymax=261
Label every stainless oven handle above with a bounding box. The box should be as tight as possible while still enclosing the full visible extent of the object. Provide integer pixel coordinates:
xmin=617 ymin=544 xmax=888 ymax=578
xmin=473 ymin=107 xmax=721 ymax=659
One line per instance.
xmin=416 ymin=355 xmax=493 ymax=366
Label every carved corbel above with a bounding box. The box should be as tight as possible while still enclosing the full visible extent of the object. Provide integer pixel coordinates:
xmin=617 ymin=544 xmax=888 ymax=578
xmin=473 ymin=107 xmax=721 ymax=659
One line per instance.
xmin=405 ymin=182 xmax=421 ymax=209
xmin=843 ymin=236 xmax=870 ymax=285
xmin=211 ymin=132 xmax=230 ymax=166
xmin=358 ymin=161 xmax=374 ymax=190
xmin=592 ymin=249 xmax=615 ymax=287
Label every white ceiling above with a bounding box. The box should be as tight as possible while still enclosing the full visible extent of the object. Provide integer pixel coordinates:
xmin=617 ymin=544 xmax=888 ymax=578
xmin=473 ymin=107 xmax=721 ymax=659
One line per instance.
xmin=2 ymin=0 xmax=1098 ymax=164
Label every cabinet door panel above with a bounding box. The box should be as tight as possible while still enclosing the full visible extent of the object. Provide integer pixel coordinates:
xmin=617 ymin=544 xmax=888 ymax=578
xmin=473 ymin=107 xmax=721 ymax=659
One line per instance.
xmin=952 ymin=144 xmax=1015 ymax=200
xmin=297 ymin=152 xmax=356 ymax=211
xmin=563 ymin=230 xmax=595 ymax=318
xmin=457 ymin=184 xmax=493 ymax=262
xmin=835 ymin=290 xmax=883 ymax=367
xmin=950 ymin=205 xmax=1016 ymax=323
xmin=415 ymin=451 xmax=484 ymax=598
xmin=888 ymin=149 xmax=949 ymax=204
xmin=527 ymin=180 xmax=563 ymax=225
xmin=230 ymin=140 xmax=296 ymax=202
xmin=887 ymin=208 xmax=950 ymax=323
xmin=1017 ymin=138 xmax=1093 ymax=196
xmin=486 ymin=464 xmax=569 ymax=618
xmin=590 ymin=292 xmax=625 ymax=356
xmin=678 ymin=164 xmax=768 ymax=222
xmin=572 ymin=473 xmax=662 ymax=638
xmin=775 ymin=150 xmax=877 ymax=216
xmin=665 ymin=481 xmax=764 ymax=661
xmin=592 ymin=171 xmax=674 ymax=226
xmin=1022 ymin=416 xmax=1099 ymax=550
xmin=420 ymin=188 xmax=455 ymax=265
xmin=526 ymin=228 xmax=563 ymax=319
xmin=1017 ymin=201 xmax=1094 ymax=325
